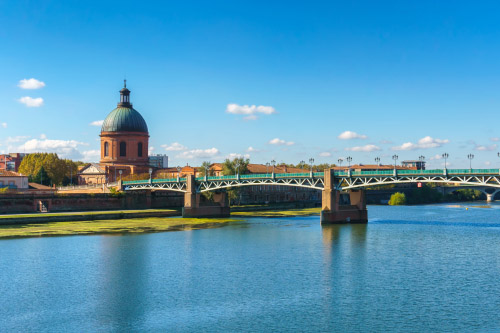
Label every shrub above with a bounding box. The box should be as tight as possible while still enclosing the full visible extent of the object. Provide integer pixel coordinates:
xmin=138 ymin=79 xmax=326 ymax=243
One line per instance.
xmin=389 ymin=192 xmax=407 ymax=205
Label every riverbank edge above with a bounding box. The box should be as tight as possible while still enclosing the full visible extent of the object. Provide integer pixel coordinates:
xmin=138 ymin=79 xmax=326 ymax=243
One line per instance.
xmin=0 ymin=209 xmax=181 ymax=225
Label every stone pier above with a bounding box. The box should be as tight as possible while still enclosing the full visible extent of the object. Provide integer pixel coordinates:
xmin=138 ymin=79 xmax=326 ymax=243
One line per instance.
xmin=320 ymin=169 xmax=368 ymax=224
xmin=182 ymin=175 xmax=230 ymax=218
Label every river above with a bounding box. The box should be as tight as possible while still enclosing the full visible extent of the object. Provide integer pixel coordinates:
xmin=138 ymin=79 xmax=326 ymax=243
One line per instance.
xmin=1 ymin=204 xmax=500 ymax=332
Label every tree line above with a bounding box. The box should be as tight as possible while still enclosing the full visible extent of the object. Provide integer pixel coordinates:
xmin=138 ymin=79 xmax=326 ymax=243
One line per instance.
xmin=18 ymin=153 xmax=83 ymax=186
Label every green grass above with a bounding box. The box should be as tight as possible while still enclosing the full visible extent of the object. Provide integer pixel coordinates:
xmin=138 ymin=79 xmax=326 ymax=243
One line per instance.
xmin=0 ymin=209 xmax=180 ymax=219
xmin=232 ymin=207 xmax=320 ymax=217
xmin=0 ymin=217 xmax=241 ymax=239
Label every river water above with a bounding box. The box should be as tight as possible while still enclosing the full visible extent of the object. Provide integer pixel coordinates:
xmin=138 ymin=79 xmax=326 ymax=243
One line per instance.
xmin=1 ymin=204 xmax=500 ymax=332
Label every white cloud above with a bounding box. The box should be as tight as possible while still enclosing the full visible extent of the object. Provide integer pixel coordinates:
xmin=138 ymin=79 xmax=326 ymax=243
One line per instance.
xmin=19 ymin=138 xmax=88 ymax=159
xmin=485 ymin=161 xmax=491 ymax=166
xmin=380 ymin=139 xmax=393 ymax=144
xmin=338 ymin=131 xmax=367 ymax=140
xmin=81 ymin=150 xmax=100 ymax=162
xmin=226 ymin=103 xmax=276 ymax=120
xmin=226 ymin=153 xmax=250 ymax=159
xmin=40 ymin=133 xmax=47 ymax=139
xmin=90 ymin=120 xmax=104 ymax=126
xmin=6 ymin=136 xmax=30 ymax=143
xmin=176 ymin=148 xmax=219 ymax=159
xmin=18 ymin=78 xmax=45 ymax=90
xmin=148 ymin=146 xmax=155 ymax=154
xmin=162 ymin=142 xmax=187 ymax=151
xmin=429 ymin=154 xmax=442 ymax=160
xmin=268 ymin=138 xmax=294 ymax=146
xmin=18 ymin=96 xmax=44 ymax=107
xmin=345 ymin=144 xmax=381 ymax=152
xmin=392 ymin=136 xmax=449 ymax=151
xmin=319 ymin=152 xmax=332 ymax=157
xmin=1 ymin=123 xmax=6 ymax=128
xmin=490 ymin=137 xmax=500 ymax=142
xmin=474 ymin=143 xmax=497 ymax=151
xmin=246 ymin=146 xmax=260 ymax=153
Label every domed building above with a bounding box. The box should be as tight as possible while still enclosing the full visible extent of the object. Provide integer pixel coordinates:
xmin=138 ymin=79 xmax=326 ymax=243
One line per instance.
xmin=78 ymin=82 xmax=166 ymax=185
xmin=100 ymin=82 xmax=149 ymax=166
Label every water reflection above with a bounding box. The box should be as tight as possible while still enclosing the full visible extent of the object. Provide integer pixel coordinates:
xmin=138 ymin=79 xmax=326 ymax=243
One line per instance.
xmin=97 ymin=235 xmax=150 ymax=331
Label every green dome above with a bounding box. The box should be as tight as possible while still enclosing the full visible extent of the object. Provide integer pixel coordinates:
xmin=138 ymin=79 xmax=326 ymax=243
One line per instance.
xmin=101 ymin=107 xmax=148 ymax=133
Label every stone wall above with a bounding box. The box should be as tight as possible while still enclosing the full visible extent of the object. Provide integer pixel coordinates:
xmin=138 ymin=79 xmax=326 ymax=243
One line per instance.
xmin=0 ymin=191 xmax=183 ymax=214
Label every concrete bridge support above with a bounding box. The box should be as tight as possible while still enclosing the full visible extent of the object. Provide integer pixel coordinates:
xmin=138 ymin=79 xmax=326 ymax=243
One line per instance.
xmin=320 ymin=169 xmax=368 ymax=224
xmin=182 ymin=175 xmax=230 ymax=218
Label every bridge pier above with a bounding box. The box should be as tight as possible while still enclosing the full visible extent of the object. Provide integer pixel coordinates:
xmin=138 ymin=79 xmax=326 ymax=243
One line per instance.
xmin=182 ymin=175 xmax=230 ymax=218
xmin=320 ymin=169 xmax=368 ymax=224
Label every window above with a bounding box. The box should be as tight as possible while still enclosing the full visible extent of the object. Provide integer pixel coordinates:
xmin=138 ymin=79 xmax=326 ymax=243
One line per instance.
xmin=120 ymin=142 xmax=126 ymax=157
xmin=104 ymin=142 xmax=109 ymax=157
xmin=138 ymin=142 xmax=143 ymax=157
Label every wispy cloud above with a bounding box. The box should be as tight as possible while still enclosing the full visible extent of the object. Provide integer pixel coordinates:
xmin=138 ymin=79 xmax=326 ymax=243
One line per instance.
xmin=176 ymin=148 xmax=219 ymax=159
xmin=345 ymin=144 xmax=381 ymax=152
xmin=18 ymin=78 xmax=45 ymax=90
xmin=18 ymin=96 xmax=44 ymax=107
xmin=268 ymin=138 xmax=294 ymax=146
xmin=246 ymin=146 xmax=260 ymax=153
xmin=81 ymin=150 xmax=100 ymax=162
xmin=1 ymin=123 xmax=6 ymax=128
xmin=319 ymin=152 xmax=332 ymax=157
xmin=474 ymin=143 xmax=497 ymax=151
xmin=338 ymin=131 xmax=367 ymax=140
xmin=226 ymin=153 xmax=250 ymax=159
xmin=392 ymin=136 xmax=449 ymax=151
xmin=90 ymin=120 xmax=104 ymax=126
xmin=162 ymin=142 xmax=187 ymax=151
xmin=226 ymin=103 xmax=276 ymax=120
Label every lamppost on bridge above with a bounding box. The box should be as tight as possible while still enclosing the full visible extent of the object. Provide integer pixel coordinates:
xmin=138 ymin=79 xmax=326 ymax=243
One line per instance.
xmin=119 ymin=170 xmax=123 ymax=182
xmin=177 ymin=166 xmax=181 ymax=182
xmin=346 ymin=156 xmax=352 ymax=168
xmin=299 ymin=160 xmax=305 ymax=170
xmin=419 ymin=155 xmax=425 ymax=171
xmin=149 ymin=168 xmax=153 ymax=183
xmin=338 ymin=158 xmax=343 ymax=167
xmin=442 ymin=153 xmax=449 ymax=169
xmin=266 ymin=162 xmax=270 ymax=174
xmin=375 ymin=157 xmax=380 ymax=172
xmin=235 ymin=161 xmax=240 ymax=177
xmin=392 ymin=155 xmax=398 ymax=169
xmin=467 ymin=154 xmax=474 ymax=170
xmin=271 ymin=160 xmax=276 ymax=174
xmin=309 ymin=158 xmax=314 ymax=174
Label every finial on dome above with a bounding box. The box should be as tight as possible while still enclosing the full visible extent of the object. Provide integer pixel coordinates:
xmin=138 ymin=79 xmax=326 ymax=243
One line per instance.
xmin=118 ymin=81 xmax=132 ymax=108
xmin=124 ymin=79 xmax=127 ymax=88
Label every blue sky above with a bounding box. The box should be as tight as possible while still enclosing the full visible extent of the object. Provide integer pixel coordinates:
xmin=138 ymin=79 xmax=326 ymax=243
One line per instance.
xmin=1 ymin=1 xmax=500 ymax=168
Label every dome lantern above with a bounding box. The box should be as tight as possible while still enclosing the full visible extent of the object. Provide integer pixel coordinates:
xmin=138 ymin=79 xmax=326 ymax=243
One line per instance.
xmin=118 ymin=79 xmax=132 ymax=108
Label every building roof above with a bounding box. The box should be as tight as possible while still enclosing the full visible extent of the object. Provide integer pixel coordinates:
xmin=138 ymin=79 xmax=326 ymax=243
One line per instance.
xmin=101 ymin=107 xmax=148 ymax=133
xmin=0 ymin=170 xmax=26 ymax=177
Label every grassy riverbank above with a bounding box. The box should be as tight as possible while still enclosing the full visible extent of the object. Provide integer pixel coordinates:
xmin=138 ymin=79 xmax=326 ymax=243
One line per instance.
xmin=0 ymin=216 xmax=240 ymax=239
xmin=232 ymin=207 xmax=320 ymax=217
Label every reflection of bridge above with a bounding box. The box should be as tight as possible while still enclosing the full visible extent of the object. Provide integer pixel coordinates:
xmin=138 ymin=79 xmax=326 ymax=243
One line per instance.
xmin=122 ymin=168 xmax=500 ymax=223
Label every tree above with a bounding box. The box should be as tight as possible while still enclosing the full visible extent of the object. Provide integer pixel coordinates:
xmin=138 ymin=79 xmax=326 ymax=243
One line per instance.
xmin=389 ymin=192 xmax=407 ymax=205
xmin=19 ymin=153 xmax=83 ymax=186
xmin=199 ymin=161 xmax=214 ymax=177
xmin=222 ymin=157 xmax=250 ymax=205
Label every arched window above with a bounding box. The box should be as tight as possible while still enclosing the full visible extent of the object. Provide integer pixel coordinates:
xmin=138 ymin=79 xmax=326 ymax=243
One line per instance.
xmin=120 ymin=142 xmax=126 ymax=157
xmin=138 ymin=142 xmax=143 ymax=157
xmin=104 ymin=142 xmax=109 ymax=157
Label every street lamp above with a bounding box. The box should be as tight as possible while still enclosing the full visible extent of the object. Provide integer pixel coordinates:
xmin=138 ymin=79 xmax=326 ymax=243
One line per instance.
xmin=149 ymin=168 xmax=153 ymax=182
xmin=177 ymin=166 xmax=181 ymax=181
xmin=467 ymin=154 xmax=474 ymax=170
xmin=271 ymin=159 xmax=276 ymax=174
xmin=300 ymin=160 xmax=305 ymax=170
xmin=119 ymin=170 xmax=123 ymax=182
xmin=266 ymin=162 xmax=270 ymax=174
xmin=235 ymin=161 xmax=240 ymax=177
xmin=418 ymin=155 xmax=425 ymax=170
xmin=346 ymin=156 xmax=352 ymax=168
xmin=392 ymin=154 xmax=398 ymax=169
xmin=375 ymin=157 xmax=380 ymax=172
xmin=309 ymin=158 xmax=314 ymax=173
xmin=442 ymin=153 xmax=449 ymax=169
xmin=338 ymin=158 xmax=343 ymax=167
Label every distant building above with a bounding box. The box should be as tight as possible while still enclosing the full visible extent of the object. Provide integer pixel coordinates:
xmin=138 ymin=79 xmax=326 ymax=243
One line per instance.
xmin=0 ymin=153 xmax=27 ymax=172
xmin=149 ymin=154 xmax=168 ymax=168
xmin=0 ymin=170 xmax=29 ymax=189
xmin=401 ymin=160 xmax=426 ymax=170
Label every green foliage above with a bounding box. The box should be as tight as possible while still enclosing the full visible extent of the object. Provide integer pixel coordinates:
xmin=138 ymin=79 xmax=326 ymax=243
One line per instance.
xmin=388 ymin=192 xmax=407 ymax=205
xmin=122 ymin=173 xmax=149 ymax=181
xmin=109 ymin=187 xmax=124 ymax=198
xmin=222 ymin=157 xmax=250 ymax=204
xmin=445 ymin=189 xmax=483 ymax=202
xmin=199 ymin=161 xmax=214 ymax=177
xmin=407 ymin=185 xmax=443 ymax=204
xmin=18 ymin=153 xmax=80 ymax=186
